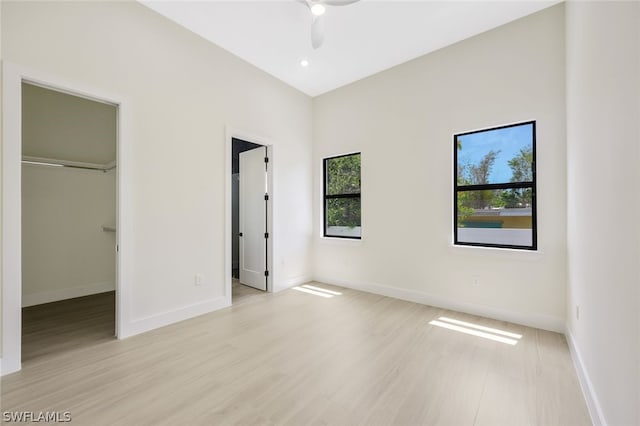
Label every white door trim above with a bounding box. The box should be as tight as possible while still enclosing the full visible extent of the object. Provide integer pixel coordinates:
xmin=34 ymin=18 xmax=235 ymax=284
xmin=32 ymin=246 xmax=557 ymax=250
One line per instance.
xmin=1 ymin=62 xmax=133 ymax=375
xmin=224 ymin=127 xmax=274 ymax=300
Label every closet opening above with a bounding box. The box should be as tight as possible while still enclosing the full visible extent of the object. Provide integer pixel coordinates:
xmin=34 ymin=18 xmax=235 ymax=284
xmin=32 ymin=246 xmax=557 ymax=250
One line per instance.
xmin=20 ymin=82 xmax=118 ymax=362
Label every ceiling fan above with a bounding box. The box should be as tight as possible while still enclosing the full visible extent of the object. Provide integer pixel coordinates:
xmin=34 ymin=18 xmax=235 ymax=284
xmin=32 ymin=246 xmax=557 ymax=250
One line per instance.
xmin=301 ymin=0 xmax=361 ymax=49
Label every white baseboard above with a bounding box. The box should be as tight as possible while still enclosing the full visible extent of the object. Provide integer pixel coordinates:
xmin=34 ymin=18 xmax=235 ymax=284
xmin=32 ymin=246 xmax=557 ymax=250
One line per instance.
xmin=22 ymin=281 xmax=115 ymax=307
xmin=313 ymin=275 xmax=565 ymax=333
xmin=119 ymin=296 xmax=230 ymax=339
xmin=565 ymin=329 xmax=606 ymax=426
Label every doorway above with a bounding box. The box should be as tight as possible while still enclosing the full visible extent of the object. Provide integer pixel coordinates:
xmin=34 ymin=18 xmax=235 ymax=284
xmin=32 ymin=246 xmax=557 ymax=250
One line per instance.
xmin=229 ymin=136 xmax=273 ymax=303
xmin=20 ymin=82 xmax=117 ymax=362
xmin=1 ymin=62 xmax=129 ymax=375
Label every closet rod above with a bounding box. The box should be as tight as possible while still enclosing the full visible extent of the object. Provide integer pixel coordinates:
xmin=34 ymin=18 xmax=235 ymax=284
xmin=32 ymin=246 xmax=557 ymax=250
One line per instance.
xmin=21 ymin=158 xmax=116 ymax=172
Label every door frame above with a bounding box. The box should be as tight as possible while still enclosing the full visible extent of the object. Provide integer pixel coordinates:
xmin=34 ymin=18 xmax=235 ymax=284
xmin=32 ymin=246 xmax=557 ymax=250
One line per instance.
xmin=225 ymin=127 xmax=273 ymax=300
xmin=1 ymin=62 xmax=133 ymax=375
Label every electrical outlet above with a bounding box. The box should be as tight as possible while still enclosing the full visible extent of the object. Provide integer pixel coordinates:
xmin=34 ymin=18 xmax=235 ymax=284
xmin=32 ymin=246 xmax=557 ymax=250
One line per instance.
xmin=195 ymin=273 xmax=204 ymax=286
xmin=472 ymin=276 xmax=480 ymax=286
xmin=576 ymin=305 xmax=580 ymax=320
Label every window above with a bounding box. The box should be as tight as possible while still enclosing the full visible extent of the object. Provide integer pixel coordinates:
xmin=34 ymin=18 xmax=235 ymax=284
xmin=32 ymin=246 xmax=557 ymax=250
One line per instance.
xmin=454 ymin=121 xmax=536 ymax=250
xmin=324 ymin=153 xmax=361 ymax=239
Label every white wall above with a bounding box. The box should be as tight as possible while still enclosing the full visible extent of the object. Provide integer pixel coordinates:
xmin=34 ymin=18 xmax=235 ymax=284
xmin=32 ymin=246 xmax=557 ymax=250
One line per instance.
xmin=2 ymin=1 xmax=312 ymax=337
xmin=22 ymin=165 xmax=116 ymax=306
xmin=565 ymin=2 xmax=640 ymax=425
xmin=313 ymin=5 xmax=567 ymax=331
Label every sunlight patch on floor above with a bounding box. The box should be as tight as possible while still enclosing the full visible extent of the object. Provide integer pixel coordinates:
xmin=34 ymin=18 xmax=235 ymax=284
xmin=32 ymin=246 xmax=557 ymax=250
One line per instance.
xmin=429 ymin=316 xmax=522 ymax=345
xmin=292 ymin=284 xmax=342 ymax=298
xmin=301 ymin=284 xmax=342 ymax=295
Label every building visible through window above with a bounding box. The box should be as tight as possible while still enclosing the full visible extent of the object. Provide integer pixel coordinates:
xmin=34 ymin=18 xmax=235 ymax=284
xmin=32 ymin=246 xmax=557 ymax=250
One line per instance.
xmin=454 ymin=121 xmax=536 ymax=250
xmin=324 ymin=153 xmax=361 ymax=239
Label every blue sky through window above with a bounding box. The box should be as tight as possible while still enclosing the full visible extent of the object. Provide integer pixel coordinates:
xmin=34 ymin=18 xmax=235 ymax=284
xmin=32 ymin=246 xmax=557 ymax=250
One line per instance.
xmin=457 ymin=123 xmax=533 ymax=183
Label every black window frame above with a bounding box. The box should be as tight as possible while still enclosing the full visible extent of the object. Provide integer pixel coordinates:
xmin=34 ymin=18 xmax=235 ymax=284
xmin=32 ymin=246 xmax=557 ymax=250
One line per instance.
xmin=323 ymin=152 xmax=362 ymax=240
xmin=454 ymin=121 xmax=537 ymax=250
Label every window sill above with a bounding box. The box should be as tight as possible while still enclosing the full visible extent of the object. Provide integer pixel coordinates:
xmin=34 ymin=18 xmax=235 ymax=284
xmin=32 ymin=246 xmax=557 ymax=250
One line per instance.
xmin=449 ymin=243 xmax=543 ymax=260
xmin=319 ymin=236 xmax=363 ymax=245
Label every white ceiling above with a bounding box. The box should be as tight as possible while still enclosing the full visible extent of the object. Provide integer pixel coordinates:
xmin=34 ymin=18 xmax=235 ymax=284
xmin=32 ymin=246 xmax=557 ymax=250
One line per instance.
xmin=141 ymin=1 xmax=559 ymax=97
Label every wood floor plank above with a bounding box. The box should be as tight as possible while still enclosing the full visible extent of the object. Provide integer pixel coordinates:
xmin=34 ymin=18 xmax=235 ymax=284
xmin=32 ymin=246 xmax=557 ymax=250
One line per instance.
xmin=2 ymin=282 xmax=591 ymax=425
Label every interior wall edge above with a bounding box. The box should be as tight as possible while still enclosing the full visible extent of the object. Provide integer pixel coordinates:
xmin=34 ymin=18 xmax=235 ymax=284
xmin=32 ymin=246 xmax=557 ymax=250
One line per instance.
xmin=313 ymin=275 xmax=565 ymax=333
xmin=564 ymin=1 xmax=639 ymax=424
xmin=2 ymin=61 xmax=24 ymax=377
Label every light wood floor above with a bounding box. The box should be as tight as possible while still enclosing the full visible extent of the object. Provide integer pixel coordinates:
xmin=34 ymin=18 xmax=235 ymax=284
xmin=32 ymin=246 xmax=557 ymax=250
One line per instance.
xmin=232 ymin=278 xmax=266 ymax=305
xmin=2 ymin=283 xmax=591 ymax=425
xmin=22 ymin=292 xmax=116 ymax=362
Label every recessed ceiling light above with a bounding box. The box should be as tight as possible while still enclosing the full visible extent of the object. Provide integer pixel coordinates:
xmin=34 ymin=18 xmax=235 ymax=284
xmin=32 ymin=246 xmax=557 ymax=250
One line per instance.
xmin=300 ymin=59 xmax=309 ymax=67
xmin=310 ymin=3 xmax=326 ymax=16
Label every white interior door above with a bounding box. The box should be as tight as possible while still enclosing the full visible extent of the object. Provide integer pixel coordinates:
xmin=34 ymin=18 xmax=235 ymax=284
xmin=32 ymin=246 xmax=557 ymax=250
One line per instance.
xmin=239 ymin=147 xmax=267 ymax=291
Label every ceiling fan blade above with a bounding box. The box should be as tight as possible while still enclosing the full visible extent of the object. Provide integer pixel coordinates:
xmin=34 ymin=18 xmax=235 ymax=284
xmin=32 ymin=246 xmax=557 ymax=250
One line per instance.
xmin=311 ymin=15 xmax=325 ymax=49
xmin=322 ymin=0 xmax=360 ymax=6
